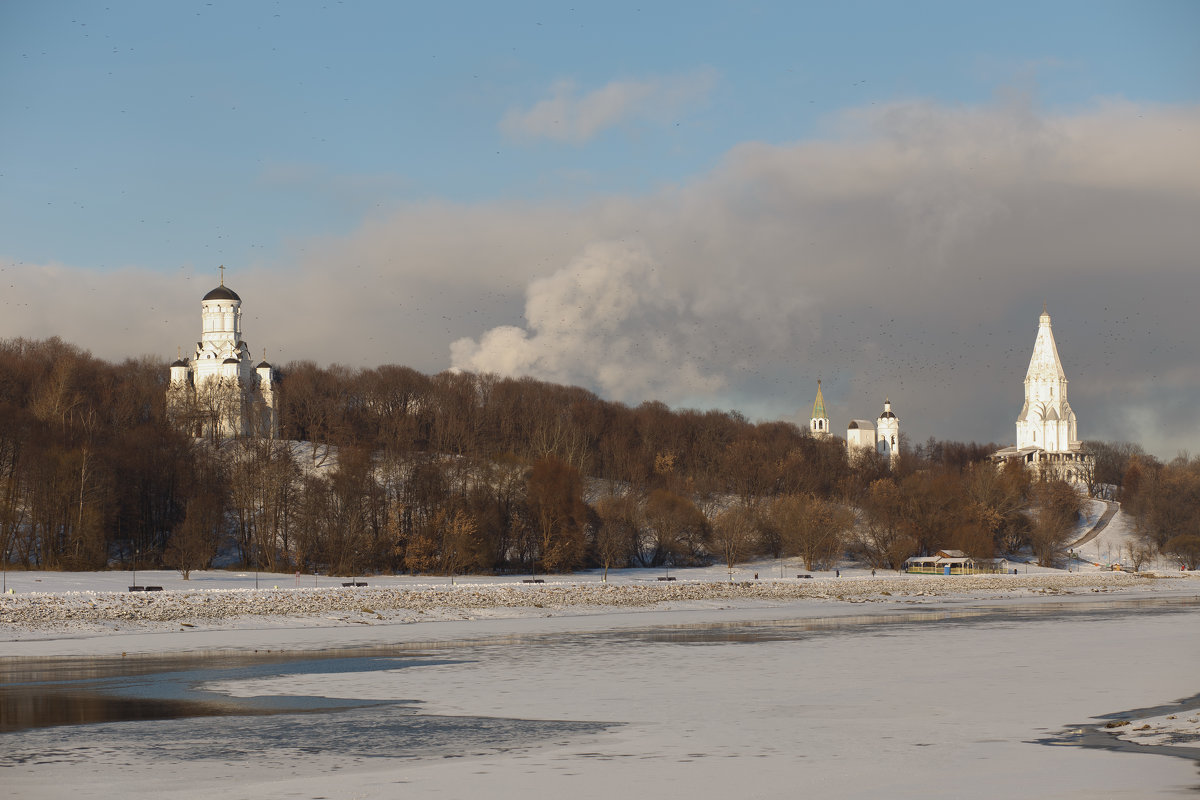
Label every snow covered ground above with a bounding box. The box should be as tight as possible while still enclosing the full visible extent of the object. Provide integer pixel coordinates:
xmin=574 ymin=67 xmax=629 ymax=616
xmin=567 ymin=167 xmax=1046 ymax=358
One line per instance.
xmin=0 ymin=563 xmax=1189 ymax=641
xmin=1072 ymin=498 xmax=1179 ymax=571
xmin=3 ymin=503 xmax=1198 ymax=799
xmin=1113 ymin=709 xmax=1200 ymax=750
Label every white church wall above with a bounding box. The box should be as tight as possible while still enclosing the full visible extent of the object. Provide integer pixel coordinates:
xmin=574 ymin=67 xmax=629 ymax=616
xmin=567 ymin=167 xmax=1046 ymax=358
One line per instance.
xmin=168 ymin=275 xmax=279 ymax=440
xmin=846 ymin=421 xmax=876 ymax=452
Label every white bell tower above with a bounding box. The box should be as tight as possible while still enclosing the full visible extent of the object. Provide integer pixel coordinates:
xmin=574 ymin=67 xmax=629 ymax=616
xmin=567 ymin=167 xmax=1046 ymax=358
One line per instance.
xmin=192 ymin=265 xmax=252 ymax=387
xmin=876 ymin=398 xmax=899 ymax=464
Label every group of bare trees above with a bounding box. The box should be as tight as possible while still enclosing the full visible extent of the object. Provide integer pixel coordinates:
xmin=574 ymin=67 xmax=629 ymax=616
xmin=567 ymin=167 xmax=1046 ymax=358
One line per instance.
xmin=273 ymin=361 xmax=856 ymax=499
xmin=0 ymin=336 xmax=1128 ymax=577
xmin=850 ymin=458 xmax=1080 ymax=569
xmin=0 ymin=338 xmax=192 ymax=570
xmin=1122 ymin=453 xmax=1200 ymax=569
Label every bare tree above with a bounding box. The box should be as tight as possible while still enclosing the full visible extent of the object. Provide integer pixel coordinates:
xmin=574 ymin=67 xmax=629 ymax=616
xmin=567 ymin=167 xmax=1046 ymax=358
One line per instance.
xmin=771 ymin=494 xmax=852 ymax=571
xmin=440 ymin=508 xmax=482 ymax=580
xmin=961 ymin=460 xmax=1029 ymax=557
xmin=1124 ymin=541 xmax=1154 ymax=572
xmin=1029 ymin=479 xmax=1082 ymax=567
xmin=594 ymin=494 xmax=638 ymax=581
xmin=854 ymin=478 xmax=913 ymax=569
xmin=642 ymin=489 xmax=709 ymax=567
xmin=228 ymin=437 xmax=297 ymax=571
xmin=711 ymin=505 xmax=758 ymax=574
xmin=165 ymin=495 xmax=221 ymax=579
xmin=525 ymin=455 xmax=588 ymax=573
xmin=194 ymin=378 xmax=241 ymax=446
xmin=1163 ymin=535 xmax=1200 ymax=570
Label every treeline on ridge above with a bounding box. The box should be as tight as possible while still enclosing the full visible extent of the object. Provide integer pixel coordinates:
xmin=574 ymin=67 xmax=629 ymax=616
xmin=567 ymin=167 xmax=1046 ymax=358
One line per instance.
xmin=1 ymin=336 xmax=1195 ymax=576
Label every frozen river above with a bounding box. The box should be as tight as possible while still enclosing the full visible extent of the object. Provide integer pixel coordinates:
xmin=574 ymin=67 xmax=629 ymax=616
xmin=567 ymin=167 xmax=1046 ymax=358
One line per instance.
xmin=4 ymin=596 xmax=1199 ymax=799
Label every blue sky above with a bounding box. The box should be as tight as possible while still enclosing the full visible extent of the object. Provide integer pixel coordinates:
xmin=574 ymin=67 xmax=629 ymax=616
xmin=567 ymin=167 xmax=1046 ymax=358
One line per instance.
xmin=4 ymin=1 xmax=1195 ymax=267
xmin=2 ymin=1 xmax=1199 ymax=456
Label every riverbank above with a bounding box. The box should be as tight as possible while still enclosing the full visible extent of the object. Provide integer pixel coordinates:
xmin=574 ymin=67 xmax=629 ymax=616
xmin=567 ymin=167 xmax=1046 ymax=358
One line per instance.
xmin=2 ymin=568 xmax=1195 ymax=641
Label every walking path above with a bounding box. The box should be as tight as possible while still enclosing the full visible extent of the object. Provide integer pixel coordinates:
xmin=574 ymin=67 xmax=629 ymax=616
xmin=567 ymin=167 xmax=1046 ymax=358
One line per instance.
xmin=1069 ymin=500 xmax=1120 ymax=549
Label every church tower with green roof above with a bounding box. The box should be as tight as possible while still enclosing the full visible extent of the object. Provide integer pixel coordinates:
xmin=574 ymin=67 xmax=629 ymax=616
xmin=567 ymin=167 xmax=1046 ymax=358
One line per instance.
xmin=810 ymin=380 xmax=830 ymax=438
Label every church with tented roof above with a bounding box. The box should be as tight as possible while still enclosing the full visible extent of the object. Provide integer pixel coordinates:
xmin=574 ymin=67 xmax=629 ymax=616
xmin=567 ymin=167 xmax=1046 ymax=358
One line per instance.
xmin=991 ymin=305 xmax=1091 ymax=482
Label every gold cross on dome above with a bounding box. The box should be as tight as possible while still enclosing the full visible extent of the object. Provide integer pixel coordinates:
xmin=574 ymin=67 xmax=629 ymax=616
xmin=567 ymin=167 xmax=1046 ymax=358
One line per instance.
xmin=219 ymin=264 xmax=225 ymax=286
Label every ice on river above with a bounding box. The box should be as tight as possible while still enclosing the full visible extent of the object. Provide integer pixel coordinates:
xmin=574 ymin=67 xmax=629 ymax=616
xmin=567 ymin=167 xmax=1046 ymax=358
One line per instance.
xmin=4 ymin=595 xmax=1199 ymax=800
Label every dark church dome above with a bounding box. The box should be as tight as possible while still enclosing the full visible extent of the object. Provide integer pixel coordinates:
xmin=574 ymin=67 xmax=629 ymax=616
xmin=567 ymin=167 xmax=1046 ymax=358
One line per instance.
xmin=203 ymin=285 xmax=241 ymax=302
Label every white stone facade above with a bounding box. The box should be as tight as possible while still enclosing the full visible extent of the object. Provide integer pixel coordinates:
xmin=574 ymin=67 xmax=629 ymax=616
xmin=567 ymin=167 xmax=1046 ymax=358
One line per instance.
xmin=992 ymin=306 xmax=1091 ymax=482
xmin=1015 ymin=307 xmax=1077 ymax=452
xmin=876 ymin=399 xmax=899 ymax=464
xmin=168 ymin=276 xmax=278 ymax=439
xmin=810 ymin=382 xmax=900 ymax=466
xmin=846 ymin=419 xmax=877 ymax=453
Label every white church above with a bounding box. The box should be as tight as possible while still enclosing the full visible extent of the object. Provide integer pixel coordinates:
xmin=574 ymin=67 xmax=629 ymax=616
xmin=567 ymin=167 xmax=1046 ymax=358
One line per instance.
xmin=809 ymin=379 xmax=900 ymax=464
xmin=167 ymin=269 xmax=278 ymax=438
xmin=802 ymin=305 xmax=1091 ymax=479
xmin=991 ymin=305 xmax=1091 ymax=481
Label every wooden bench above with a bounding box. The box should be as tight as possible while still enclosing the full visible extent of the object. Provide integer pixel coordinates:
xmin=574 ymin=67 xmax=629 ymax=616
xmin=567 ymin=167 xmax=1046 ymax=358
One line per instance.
xmin=656 ymin=576 xmax=677 ymax=581
xmin=341 ymin=581 xmax=369 ymax=587
xmin=796 ymin=574 xmax=814 ymax=579
xmin=521 ymin=579 xmax=545 ymax=584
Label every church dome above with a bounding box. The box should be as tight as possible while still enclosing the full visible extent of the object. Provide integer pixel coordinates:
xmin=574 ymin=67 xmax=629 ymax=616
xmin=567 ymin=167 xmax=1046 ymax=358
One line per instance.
xmin=170 ymin=358 xmax=188 ymax=368
xmin=222 ymin=357 xmax=240 ymax=365
xmin=256 ymin=360 xmax=271 ymax=369
xmin=203 ymin=285 xmax=241 ymax=302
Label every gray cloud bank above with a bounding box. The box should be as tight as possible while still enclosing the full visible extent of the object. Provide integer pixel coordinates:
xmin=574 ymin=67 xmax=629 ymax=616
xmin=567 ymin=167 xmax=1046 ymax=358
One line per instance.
xmin=3 ymin=97 xmax=1199 ymax=458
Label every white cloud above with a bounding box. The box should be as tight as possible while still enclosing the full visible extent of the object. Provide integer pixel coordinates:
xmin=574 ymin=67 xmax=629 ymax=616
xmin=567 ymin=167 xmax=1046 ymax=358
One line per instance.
xmin=500 ymin=70 xmax=716 ymax=143
xmin=450 ymin=240 xmax=726 ymax=401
